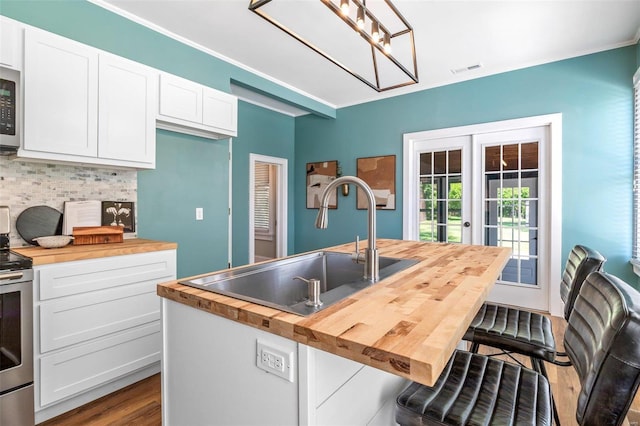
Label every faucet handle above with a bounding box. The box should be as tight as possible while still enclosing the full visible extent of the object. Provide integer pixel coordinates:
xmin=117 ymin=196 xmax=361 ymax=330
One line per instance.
xmin=351 ymin=235 xmax=365 ymax=264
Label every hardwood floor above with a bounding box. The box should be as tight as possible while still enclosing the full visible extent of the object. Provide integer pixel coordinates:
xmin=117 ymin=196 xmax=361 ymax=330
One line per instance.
xmin=40 ymin=316 xmax=639 ymax=425
xmin=40 ymin=374 xmax=161 ymax=426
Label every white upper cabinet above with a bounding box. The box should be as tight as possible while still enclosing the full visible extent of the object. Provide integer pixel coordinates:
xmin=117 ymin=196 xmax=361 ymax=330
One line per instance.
xmin=202 ymin=86 xmax=237 ymax=135
xmin=22 ymin=28 xmax=157 ymax=169
xmin=159 ymin=73 xmax=202 ymax=123
xmin=0 ymin=17 xmax=23 ymax=70
xmin=24 ymin=29 xmax=99 ymax=158
xmin=158 ymin=72 xmax=237 ymax=139
xmin=98 ymin=53 xmax=157 ymax=163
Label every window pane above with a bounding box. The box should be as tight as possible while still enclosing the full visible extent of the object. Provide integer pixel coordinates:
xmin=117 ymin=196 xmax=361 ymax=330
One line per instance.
xmin=502 ymin=144 xmax=519 ymax=171
xmin=485 ymin=146 xmax=501 ymax=172
xmin=522 ymin=142 xmax=538 ymax=170
xmin=448 ymin=226 xmax=462 ymax=243
xmin=434 ymin=151 xmax=446 ymax=174
xmin=419 ymin=152 xmax=432 ymax=175
xmin=448 ymin=150 xmax=461 ymax=173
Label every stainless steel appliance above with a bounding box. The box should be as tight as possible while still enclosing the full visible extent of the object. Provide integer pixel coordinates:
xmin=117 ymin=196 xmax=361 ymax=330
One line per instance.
xmin=0 ymin=67 xmax=20 ymax=155
xmin=0 ymin=206 xmax=34 ymax=425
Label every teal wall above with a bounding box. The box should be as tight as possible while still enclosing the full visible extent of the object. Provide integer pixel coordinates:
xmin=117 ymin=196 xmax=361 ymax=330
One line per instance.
xmin=295 ymin=46 xmax=638 ymax=283
xmin=138 ymin=132 xmax=229 ymax=278
xmin=232 ymin=101 xmax=296 ymax=266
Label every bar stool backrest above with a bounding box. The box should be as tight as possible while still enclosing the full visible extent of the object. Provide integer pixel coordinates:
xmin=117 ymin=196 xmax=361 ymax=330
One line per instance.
xmin=560 ymin=245 xmax=606 ymax=321
xmin=564 ymin=271 xmax=640 ymax=425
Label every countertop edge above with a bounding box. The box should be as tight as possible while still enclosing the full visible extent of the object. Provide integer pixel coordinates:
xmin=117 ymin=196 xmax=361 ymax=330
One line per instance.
xmin=13 ymin=238 xmax=177 ymax=265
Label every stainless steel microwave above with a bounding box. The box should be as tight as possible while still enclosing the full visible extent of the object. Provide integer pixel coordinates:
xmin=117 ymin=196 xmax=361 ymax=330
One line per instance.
xmin=0 ymin=67 xmax=20 ymax=154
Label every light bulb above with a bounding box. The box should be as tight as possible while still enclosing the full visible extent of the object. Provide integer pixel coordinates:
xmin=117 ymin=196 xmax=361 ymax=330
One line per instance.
xmin=371 ymin=21 xmax=380 ymax=42
xmin=383 ymin=33 xmax=391 ymax=53
xmin=340 ymin=0 xmax=349 ymax=15
xmin=356 ymin=6 xmax=365 ymax=29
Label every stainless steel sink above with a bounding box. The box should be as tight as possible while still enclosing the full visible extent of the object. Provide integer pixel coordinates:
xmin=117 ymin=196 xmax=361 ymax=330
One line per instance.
xmin=179 ymin=251 xmax=418 ymax=316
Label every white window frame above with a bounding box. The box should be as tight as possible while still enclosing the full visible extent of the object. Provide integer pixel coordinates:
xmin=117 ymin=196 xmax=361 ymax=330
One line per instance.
xmin=253 ymin=162 xmax=274 ymax=239
xmin=631 ymin=67 xmax=640 ymax=275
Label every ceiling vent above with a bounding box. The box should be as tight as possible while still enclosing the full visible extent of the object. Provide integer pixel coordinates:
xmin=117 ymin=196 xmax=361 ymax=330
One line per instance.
xmin=451 ymin=63 xmax=483 ymax=75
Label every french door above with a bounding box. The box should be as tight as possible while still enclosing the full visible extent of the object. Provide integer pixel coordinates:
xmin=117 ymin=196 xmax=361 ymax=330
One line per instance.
xmin=404 ymin=116 xmax=561 ymax=313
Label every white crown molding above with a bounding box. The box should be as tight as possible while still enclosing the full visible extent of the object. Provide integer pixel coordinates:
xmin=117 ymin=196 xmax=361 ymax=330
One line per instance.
xmin=87 ymin=0 xmax=336 ymax=112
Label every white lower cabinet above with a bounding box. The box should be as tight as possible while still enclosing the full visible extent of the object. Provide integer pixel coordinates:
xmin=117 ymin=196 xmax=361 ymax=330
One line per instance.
xmin=34 ymin=250 xmax=176 ymax=423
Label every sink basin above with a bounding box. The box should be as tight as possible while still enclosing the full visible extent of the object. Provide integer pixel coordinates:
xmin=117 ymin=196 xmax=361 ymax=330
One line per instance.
xmin=179 ymin=251 xmax=418 ymax=316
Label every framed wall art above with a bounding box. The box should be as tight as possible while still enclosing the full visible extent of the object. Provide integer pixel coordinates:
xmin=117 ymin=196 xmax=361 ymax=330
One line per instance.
xmin=101 ymin=201 xmax=135 ymax=232
xmin=306 ymin=160 xmax=338 ymax=209
xmin=356 ymin=155 xmax=396 ymax=210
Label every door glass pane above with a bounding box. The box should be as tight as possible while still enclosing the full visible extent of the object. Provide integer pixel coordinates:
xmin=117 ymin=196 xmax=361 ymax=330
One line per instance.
xmin=418 ymin=149 xmax=463 ymax=243
xmin=502 ymin=144 xmax=519 ymax=171
xmin=434 ymin=151 xmax=446 ymax=174
xmin=483 ymin=142 xmax=539 ymax=287
xmin=485 ymin=145 xmax=501 ymax=172
xmin=419 ymin=153 xmax=432 ymax=175
xmin=449 ymin=150 xmax=461 ymax=173
xmin=521 ymin=142 xmax=538 ymax=170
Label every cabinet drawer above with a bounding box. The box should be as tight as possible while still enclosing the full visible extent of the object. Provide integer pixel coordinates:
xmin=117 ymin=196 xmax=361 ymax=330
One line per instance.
xmin=39 ymin=322 xmax=160 ymax=407
xmin=39 ymin=281 xmax=159 ymax=352
xmin=38 ymin=250 xmax=176 ymax=300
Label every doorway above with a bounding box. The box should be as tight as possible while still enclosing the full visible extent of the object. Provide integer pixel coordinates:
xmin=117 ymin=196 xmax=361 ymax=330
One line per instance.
xmin=403 ymin=114 xmax=562 ymax=315
xmin=249 ymin=154 xmax=288 ymax=264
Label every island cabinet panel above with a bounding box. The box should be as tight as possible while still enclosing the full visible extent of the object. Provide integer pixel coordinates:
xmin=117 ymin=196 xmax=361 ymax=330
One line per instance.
xmin=33 ymin=250 xmax=176 ymax=423
xmin=299 ymin=346 xmax=407 ymax=426
xmin=162 ymin=299 xmax=299 ymax=426
xmin=162 ymin=298 xmax=406 ymax=426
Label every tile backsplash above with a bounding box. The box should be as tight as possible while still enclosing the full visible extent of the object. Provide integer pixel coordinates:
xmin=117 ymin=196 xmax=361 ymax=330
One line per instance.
xmin=0 ymin=157 xmax=137 ymax=247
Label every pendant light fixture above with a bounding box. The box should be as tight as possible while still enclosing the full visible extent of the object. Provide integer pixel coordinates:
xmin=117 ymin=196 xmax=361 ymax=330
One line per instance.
xmin=248 ymin=0 xmax=418 ymax=92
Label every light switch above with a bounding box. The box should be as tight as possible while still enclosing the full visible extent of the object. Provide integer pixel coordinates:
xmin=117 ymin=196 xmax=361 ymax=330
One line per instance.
xmin=196 ymin=207 xmax=204 ymax=220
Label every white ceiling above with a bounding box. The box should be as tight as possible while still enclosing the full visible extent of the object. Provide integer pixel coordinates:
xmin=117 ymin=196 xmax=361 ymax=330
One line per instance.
xmin=93 ymin=0 xmax=640 ymax=112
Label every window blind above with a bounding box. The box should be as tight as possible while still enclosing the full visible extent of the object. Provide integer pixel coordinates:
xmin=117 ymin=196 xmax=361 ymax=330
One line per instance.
xmin=633 ymin=69 xmax=640 ymax=260
xmin=254 ymin=163 xmax=272 ymax=234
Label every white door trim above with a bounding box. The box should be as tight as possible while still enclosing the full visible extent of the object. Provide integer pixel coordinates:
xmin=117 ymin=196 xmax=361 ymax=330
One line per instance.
xmin=249 ymin=153 xmax=288 ymax=264
xmin=403 ymin=113 xmax=563 ymax=316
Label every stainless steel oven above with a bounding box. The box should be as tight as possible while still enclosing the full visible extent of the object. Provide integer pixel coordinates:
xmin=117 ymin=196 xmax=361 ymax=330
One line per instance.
xmin=0 ymin=258 xmax=34 ymax=425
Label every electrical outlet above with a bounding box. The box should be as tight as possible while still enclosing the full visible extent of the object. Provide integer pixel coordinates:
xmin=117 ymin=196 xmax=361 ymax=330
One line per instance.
xmin=256 ymin=340 xmax=294 ymax=382
xmin=196 ymin=207 xmax=204 ymax=220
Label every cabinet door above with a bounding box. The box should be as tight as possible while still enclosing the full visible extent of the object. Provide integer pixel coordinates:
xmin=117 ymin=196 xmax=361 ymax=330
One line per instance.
xmin=158 ymin=73 xmax=202 ymax=124
xmin=98 ymin=54 xmax=157 ymax=165
xmin=23 ymin=29 xmax=98 ymax=157
xmin=0 ymin=17 xmax=22 ymax=69
xmin=202 ymin=87 xmax=237 ymax=136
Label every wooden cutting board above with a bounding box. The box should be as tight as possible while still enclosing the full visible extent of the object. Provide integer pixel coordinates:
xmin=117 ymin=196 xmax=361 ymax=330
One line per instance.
xmin=73 ymin=226 xmax=124 ymax=245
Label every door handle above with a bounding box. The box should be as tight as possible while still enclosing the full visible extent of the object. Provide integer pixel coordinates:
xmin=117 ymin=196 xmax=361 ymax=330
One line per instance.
xmin=463 ymin=222 xmax=471 ymax=227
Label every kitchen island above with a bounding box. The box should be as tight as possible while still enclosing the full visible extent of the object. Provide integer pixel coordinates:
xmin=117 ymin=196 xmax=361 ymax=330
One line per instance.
xmin=158 ymin=239 xmax=510 ymax=425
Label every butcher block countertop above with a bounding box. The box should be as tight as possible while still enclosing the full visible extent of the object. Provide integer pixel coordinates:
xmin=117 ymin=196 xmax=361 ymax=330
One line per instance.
xmin=158 ymin=239 xmax=510 ymax=386
xmin=13 ymin=238 xmax=177 ymax=265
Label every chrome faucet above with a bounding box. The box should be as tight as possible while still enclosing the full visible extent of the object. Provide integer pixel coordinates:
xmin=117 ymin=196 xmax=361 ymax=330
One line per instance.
xmin=315 ymin=176 xmax=379 ymax=282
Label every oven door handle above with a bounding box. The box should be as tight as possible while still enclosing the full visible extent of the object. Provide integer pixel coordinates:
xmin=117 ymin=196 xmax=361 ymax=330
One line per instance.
xmin=0 ymin=272 xmax=24 ymax=281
